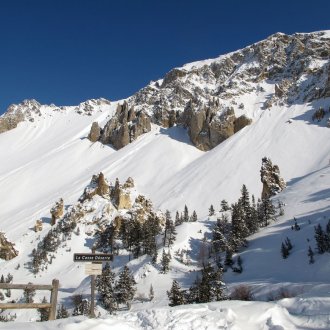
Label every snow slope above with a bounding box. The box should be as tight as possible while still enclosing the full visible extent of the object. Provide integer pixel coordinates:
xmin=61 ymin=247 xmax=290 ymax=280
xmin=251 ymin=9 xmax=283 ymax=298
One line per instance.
xmin=0 ymin=32 xmax=330 ymax=329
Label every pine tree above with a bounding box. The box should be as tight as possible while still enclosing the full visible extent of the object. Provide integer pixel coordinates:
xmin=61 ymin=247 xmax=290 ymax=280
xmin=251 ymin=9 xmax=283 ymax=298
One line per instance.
xmin=314 ymin=224 xmax=327 ymax=254
xmin=38 ymin=297 xmax=50 ymax=321
xmin=175 ymin=211 xmax=181 ymax=226
xmin=281 ymin=242 xmax=289 ymax=259
xmin=56 ymin=304 xmax=69 ymax=319
xmin=23 ymin=283 xmax=36 ymax=303
xmin=260 ymin=197 xmax=276 ymax=227
xmin=308 ymin=246 xmax=315 ymax=264
xmin=149 ymin=284 xmax=154 ymax=301
xmin=72 ymin=299 xmax=90 ymax=316
xmin=95 ymin=262 xmax=117 ymax=313
xmin=198 ymin=264 xmax=226 ymax=302
xmin=236 ymin=255 xmax=243 ymax=273
xmin=0 ymin=275 xmax=4 ymax=283
xmin=285 ymin=237 xmax=293 ymax=251
xmin=209 ymin=205 xmax=215 ymax=216
xmin=183 ymin=205 xmax=189 ymax=222
xmin=168 ymin=220 xmax=176 ymax=247
xmin=212 ymin=214 xmax=231 ymax=254
xmin=190 ymin=210 xmax=198 ymax=222
xmin=160 ymin=249 xmax=171 ymax=273
xmin=224 ymin=249 xmax=234 ymax=268
xmin=167 ymin=280 xmax=185 ymax=306
xmin=71 ymin=294 xmax=89 ymax=316
xmin=115 ymin=266 xmax=137 ymax=309
xmin=230 ymin=202 xmax=249 ymax=250
xmin=220 ymin=200 xmax=230 ymax=212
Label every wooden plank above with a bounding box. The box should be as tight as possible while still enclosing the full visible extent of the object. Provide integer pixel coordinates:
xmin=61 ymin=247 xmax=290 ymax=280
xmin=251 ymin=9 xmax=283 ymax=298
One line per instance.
xmin=0 ymin=303 xmax=52 ymax=309
xmin=85 ymin=269 xmax=102 ymax=275
xmin=85 ymin=263 xmax=102 ymax=270
xmin=48 ymin=279 xmax=59 ymax=321
xmin=0 ymin=283 xmax=52 ymax=290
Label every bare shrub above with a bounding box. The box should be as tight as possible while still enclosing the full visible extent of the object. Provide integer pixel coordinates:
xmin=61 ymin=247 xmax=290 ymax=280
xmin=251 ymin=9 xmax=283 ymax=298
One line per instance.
xmin=230 ymin=285 xmax=254 ymax=301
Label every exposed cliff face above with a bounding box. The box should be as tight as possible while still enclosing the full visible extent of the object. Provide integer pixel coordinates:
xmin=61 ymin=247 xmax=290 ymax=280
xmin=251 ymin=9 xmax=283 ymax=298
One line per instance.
xmin=98 ymin=101 xmax=151 ymax=149
xmin=0 ymin=232 xmax=18 ymax=260
xmin=126 ymin=31 xmax=330 ymax=150
xmin=181 ymin=100 xmax=252 ymax=151
xmin=260 ymin=157 xmax=286 ymax=199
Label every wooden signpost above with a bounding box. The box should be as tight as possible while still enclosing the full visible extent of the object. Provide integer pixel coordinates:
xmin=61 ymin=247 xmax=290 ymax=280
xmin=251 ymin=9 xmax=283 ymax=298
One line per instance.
xmin=73 ymin=249 xmax=113 ymax=318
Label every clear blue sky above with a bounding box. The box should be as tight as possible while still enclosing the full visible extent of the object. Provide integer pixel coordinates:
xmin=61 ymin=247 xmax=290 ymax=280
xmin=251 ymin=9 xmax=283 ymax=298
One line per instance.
xmin=0 ymin=0 xmax=329 ymax=114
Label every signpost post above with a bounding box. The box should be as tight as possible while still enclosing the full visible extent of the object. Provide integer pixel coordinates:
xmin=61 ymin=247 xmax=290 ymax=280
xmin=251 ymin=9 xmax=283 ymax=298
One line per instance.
xmin=73 ymin=249 xmax=113 ymax=318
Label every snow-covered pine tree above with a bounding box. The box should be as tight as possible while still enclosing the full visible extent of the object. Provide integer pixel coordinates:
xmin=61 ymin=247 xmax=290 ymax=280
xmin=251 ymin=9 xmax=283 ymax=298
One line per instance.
xmin=56 ymin=304 xmax=69 ymax=319
xmin=175 ymin=211 xmax=182 ymax=226
xmin=183 ymin=205 xmax=189 ymax=222
xmin=95 ymin=262 xmax=117 ymax=313
xmin=209 ymin=205 xmax=215 ymax=216
xmin=167 ymin=280 xmax=185 ymax=306
xmin=308 ymin=246 xmax=315 ymax=264
xmin=220 ymin=200 xmax=230 ymax=212
xmin=230 ymin=202 xmax=249 ymax=250
xmin=198 ymin=263 xmax=226 ymax=303
xmin=167 ymin=220 xmax=177 ymax=248
xmin=164 ymin=210 xmax=172 ymax=246
xmin=212 ymin=219 xmax=229 ymax=254
xmin=160 ymin=249 xmax=171 ymax=273
xmin=190 ymin=210 xmax=198 ymax=222
xmin=94 ymin=223 xmax=115 ymax=253
xmin=115 ymin=266 xmax=137 ymax=309
xmin=38 ymin=297 xmax=49 ymax=321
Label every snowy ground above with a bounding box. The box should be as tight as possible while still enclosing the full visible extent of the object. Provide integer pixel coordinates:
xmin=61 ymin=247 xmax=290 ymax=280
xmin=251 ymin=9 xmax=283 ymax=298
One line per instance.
xmin=0 ymin=76 xmax=329 ymax=328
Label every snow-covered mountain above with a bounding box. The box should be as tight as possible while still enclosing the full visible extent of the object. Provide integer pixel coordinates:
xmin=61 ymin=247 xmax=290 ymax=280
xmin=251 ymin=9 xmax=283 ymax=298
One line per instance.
xmin=0 ymin=30 xmax=329 ymax=329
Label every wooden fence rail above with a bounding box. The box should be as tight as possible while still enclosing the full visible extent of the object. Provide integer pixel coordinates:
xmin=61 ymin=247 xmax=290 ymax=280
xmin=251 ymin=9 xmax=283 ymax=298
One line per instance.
xmin=0 ymin=279 xmax=59 ymax=320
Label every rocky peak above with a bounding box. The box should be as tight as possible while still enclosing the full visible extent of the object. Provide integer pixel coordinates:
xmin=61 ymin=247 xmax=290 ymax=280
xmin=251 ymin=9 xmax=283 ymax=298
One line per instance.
xmin=260 ymin=157 xmax=286 ymax=199
xmin=94 ymin=101 xmax=151 ymax=149
xmin=0 ymin=232 xmax=18 ymax=260
xmin=124 ymin=31 xmax=330 ymax=150
xmin=0 ymin=99 xmax=42 ymax=133
xmin=74 ymin=98 xmax=111 ymax=116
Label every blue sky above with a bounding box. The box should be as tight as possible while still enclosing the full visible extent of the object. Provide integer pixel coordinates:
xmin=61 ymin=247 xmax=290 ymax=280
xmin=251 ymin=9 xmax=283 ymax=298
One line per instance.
xmin=0 ymin=0 xmax=329 ymax=114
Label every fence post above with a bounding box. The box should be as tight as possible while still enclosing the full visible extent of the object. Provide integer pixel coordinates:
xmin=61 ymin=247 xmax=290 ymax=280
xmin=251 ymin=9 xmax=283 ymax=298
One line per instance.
xmin=49 ymin=279 xmax=59 ymax=320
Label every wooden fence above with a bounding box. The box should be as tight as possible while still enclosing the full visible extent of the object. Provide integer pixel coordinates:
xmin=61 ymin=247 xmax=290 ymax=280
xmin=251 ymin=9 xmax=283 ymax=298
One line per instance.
xmin=0 ymin=279 xmax=59 ymax=320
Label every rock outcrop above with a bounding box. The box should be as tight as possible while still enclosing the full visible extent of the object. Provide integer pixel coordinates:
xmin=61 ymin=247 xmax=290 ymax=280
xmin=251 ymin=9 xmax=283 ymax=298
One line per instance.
xmin=0 ymin=232 xmax=18 ymax=260
xmin=0 ymin=99 xmax=41 ymax=133
xmin=126 ymin=31 xmax=330 ymax=150
xmin=50 ymin=198 xmax=64 ymax=225
xmin=99 ymin=101 xmax=151 ymax=149
xmin=260 ymin=157 xmax=286 ymax=199
xmin=80 ymin=172 xmax=110 ymax=201
xmin=34 ymin=219 xmax=43 ymax=232
xmin=88 ymin=122 xmax=101 ymax=142
xmin=111 ymin=178 xmax=132 ymax=209
xmin=182 ymin=101 xmax=252 ymax=151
